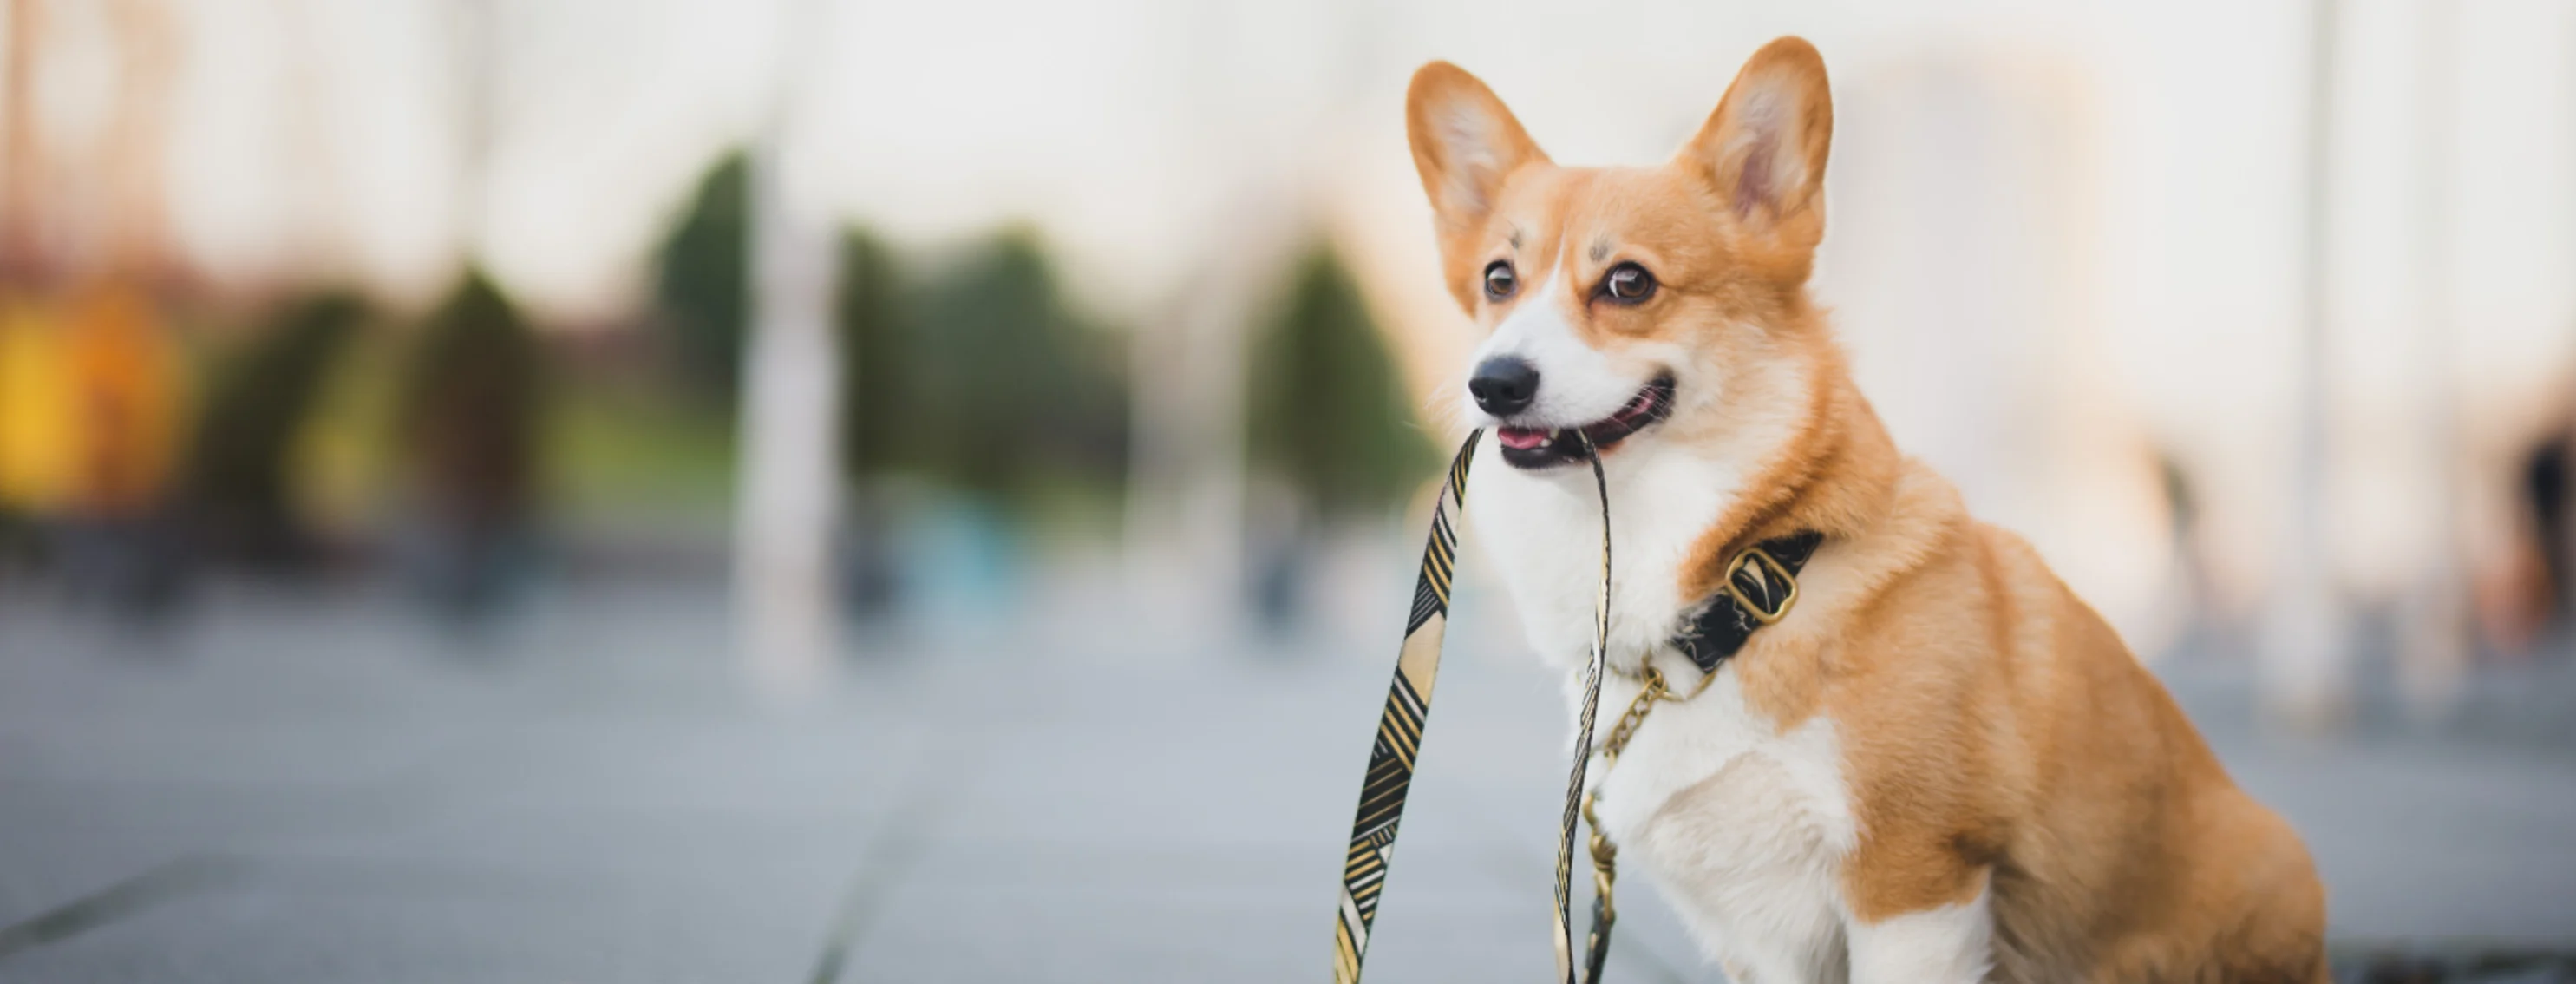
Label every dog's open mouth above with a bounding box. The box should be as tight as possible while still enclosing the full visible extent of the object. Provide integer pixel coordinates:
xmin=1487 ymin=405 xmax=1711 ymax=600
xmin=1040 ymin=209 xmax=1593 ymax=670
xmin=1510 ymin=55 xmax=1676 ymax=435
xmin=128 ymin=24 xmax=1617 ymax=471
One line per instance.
xmin=1494 ymin=375 xmax=1675 ymax=469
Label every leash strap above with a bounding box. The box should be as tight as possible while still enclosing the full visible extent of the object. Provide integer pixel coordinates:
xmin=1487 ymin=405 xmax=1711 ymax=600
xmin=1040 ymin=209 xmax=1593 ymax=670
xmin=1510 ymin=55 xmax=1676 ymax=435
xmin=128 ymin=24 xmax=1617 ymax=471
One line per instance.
xmin=1331 ymin=430 xmax=1481 ymax=984
xmin=1326 ymin=431 xmax=1631 ymax=984
xmin=1327 ymin=430 xmax=1817 ymax=983
xmin=1551 ymin=445 xmax=1614 ymax=984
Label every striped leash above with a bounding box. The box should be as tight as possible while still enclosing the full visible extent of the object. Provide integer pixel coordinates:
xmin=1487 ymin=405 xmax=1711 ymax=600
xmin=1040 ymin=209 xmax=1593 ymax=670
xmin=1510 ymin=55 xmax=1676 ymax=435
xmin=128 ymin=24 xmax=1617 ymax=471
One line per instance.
xmin=1329 ymin=430 xmax=1642 ymax=984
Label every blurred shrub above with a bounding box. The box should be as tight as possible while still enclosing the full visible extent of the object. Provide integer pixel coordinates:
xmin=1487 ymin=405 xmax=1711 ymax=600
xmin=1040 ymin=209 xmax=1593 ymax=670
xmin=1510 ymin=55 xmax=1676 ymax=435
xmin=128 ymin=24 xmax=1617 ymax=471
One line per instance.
xmin=902 ymin=228 xmax=1129 ymax=504
xmin=1246 ymin=243 xmax=1433 ymax=520
xmin=548 ymin=377 xmax=737 ymax=517
xmin=651 ymin=152 xmax=749 ymax=400
xmin=399 ymin=268 xmax=543 ymax=533
xmin=183 ymin=291 xmax=368 ymax=564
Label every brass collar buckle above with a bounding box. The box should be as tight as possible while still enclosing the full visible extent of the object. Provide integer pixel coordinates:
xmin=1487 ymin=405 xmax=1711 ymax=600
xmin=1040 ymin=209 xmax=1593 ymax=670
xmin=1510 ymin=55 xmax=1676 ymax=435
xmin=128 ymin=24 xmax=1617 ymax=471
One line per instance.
xmin=1721 ymin=545 xmax=1800 ymax=626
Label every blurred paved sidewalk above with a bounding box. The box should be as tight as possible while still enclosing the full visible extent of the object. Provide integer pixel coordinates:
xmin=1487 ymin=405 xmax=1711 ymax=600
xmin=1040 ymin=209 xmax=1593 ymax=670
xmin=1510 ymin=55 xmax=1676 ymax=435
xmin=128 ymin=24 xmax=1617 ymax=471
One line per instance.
xmin=1 ymin=582 xmax=2572 ymax=982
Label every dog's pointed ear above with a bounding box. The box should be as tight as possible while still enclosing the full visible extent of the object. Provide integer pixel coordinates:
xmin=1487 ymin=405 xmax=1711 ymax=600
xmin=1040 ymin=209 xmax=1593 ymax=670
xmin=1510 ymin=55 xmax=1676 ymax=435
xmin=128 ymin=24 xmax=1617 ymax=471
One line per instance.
xmin=1682 ymin=37 xmax=1833 ymax=254
xmin=1408 ymin=62 xmax=1547 ymax=246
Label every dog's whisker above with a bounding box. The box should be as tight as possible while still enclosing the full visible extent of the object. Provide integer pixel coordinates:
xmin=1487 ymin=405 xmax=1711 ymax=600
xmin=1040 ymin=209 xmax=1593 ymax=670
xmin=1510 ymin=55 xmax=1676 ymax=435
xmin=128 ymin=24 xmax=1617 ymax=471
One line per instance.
xmin=1419 ymin=381 xmax=1465 ymax=431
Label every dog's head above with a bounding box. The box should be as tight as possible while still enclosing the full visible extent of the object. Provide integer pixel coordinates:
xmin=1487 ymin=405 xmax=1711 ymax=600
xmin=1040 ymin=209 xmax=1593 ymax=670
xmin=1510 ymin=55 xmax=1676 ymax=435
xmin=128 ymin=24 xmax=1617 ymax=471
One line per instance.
xmin=1408 ymin=37 xmax=1833 ymax=470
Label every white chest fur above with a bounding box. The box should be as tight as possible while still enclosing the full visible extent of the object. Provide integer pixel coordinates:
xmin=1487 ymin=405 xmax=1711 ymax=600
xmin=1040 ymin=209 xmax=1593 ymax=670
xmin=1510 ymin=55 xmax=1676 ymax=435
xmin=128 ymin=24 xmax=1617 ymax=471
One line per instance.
xmin=1468 ymin=441 xmax=1861 ymax=982
xmin=1468 ymin=438 xmax=1741 ymax=672
xmin=1593 ymin=669 xmax=1859 ymax=982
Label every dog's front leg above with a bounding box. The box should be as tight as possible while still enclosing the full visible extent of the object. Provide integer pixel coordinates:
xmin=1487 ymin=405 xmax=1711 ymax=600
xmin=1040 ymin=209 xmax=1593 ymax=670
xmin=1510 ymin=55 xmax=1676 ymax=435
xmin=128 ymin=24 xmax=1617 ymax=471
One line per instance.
xmin=1840 ymin=866 xmax=1994 ymax=984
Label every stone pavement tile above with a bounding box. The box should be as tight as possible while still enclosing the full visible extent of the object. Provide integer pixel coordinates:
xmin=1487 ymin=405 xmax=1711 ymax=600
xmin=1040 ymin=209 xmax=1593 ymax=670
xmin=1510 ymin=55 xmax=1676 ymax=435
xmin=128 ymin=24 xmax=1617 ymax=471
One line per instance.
xmin=840 ymin=838 xmax=1716 ymax=982
xmin=0 ymin=775 xmax=422 ymax=928
xmin=0 ymin=850 xmax=840 ymax=984
xmin=0 ymin=714 xmax=900 ymax=977
xmin=2223 ymin=741 xmax=2576 ymax=942
xmin=1 ymin=718 xmax=476 ymax=790
xmin=0 ymin=830 xmax=199 ymax=937
xmin=932 ymin=729 xmax=1366 ymax=848
xmin=881 ymin=727 xmax=1720 ymax=981
xmin=842 ymin=836 xmax=1547 ymax=984
xmin=381 ymin=712 xmax=933 ymax=820
xmin=304 ymin=800 xmax=884 ymax=883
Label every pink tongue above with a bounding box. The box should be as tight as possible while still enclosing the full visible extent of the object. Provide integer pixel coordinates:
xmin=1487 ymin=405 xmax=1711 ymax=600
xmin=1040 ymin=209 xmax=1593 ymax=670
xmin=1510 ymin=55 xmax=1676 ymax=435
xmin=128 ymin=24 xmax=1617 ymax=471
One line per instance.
xmin=1497 ymin=427 xmax=1552 ymax=449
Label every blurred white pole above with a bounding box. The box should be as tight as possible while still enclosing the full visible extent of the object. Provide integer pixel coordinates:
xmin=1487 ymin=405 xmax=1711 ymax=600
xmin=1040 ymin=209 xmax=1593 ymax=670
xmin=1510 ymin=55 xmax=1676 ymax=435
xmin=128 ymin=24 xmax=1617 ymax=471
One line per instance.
xmin=1122 ymin=179 xmax=1314 ymax=647
xmin=1120 ymin=0 xmax=1304 ymax=646
xmin=448 ymin=0 xmax=489 ymax=259
xmin=2399 ymin=0 xmax=2466 ymax=723
xmin=2267 ymin=0 xmax=2349 ymax=731
xmin=1125 ymin=248 xmax=1255 ymax=642
xmin=736 ymin=0 xmax=839 ymax=687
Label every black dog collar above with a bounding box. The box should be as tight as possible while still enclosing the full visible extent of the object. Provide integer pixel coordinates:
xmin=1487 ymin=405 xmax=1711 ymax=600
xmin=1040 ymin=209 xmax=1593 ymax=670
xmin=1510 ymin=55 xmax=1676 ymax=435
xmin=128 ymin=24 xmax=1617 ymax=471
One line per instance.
xmin=1670 ymin=530 xmax=1824 ymax=675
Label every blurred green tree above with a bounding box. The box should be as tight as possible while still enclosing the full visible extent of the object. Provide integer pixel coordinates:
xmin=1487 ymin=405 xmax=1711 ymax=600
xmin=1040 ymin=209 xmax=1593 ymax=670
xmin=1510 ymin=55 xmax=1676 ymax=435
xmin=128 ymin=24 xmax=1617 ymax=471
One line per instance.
xmin=400 ymin=267 xmax=544 ymax=535
xmin=651 ymin=152 xmax=749 ymax=400
xmin=904 ymin=228 xmax=1128 ymax=502
xmin=836 ymin=227 xmax=907 ymax=482
xmin=835 ymin=227 xmax=909 ymax=615
xmin=184 ymin=291 xmax=368 ymax=565
xmin=397 ymin=268 xmax=546 ymax=616
xmin=1246 ymin=243 xmax=1433 ymax=520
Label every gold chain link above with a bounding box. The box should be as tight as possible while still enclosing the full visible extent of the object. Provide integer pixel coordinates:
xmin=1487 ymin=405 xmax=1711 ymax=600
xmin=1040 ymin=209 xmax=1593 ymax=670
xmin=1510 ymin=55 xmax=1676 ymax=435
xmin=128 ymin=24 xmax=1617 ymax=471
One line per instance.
xmin=1577 ymin=662 xmax=1716 ymax=933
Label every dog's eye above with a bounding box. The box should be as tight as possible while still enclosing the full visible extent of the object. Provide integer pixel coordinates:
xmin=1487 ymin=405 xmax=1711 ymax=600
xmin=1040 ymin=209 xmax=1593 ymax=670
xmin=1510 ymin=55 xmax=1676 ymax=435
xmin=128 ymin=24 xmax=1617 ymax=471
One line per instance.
xmin=1482 ymin=260 xmax=1518 ymax=301
xmin=1602 ymin=263 xmax=1657 ymax=303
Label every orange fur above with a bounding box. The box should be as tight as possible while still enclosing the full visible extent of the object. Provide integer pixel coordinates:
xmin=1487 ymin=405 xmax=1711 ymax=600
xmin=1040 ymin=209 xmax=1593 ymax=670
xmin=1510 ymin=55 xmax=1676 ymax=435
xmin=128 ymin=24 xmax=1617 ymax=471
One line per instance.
xmin=1408 ymin=37 xmax=2327 ymax=983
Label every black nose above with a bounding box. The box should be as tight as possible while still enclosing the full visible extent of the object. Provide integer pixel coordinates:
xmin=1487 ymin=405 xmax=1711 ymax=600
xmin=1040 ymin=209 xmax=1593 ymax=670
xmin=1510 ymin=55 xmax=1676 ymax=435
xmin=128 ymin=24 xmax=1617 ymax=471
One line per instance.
xmin=1468 ymin=357 xmax=1540 ymax=417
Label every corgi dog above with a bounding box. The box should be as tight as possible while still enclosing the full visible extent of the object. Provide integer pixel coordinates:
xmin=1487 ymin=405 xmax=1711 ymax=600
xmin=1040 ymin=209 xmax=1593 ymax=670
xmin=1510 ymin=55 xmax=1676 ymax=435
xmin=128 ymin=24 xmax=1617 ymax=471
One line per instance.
xmin=1405 ymin=38 xmax=2327 ymax=984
